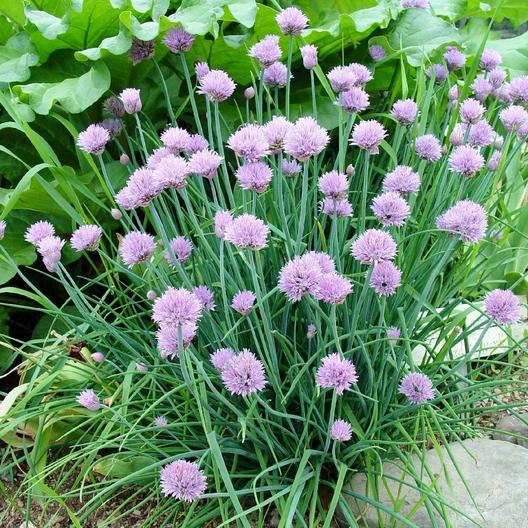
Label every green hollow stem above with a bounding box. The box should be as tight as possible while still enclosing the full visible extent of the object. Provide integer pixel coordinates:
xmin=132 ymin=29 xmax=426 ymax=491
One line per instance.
xmin=257 ymin=70 xmax=264 ymax=124
xmin=295 ymin=161 xmax=309 ymax=254
xmin=310 ymin=69 xmax=317 ymax=119
xmin=214 ymin=102 xmax=235 ymax=208
xmin=286 ymin=35 xmax=293 ymax=120
xmin=179 ymin=52 xmax=203 ymax=136
xmin=133 ymin=113 xmax=148 ymax=161
xmin=359 ymin=150 xmax=370 ymax=233
xmin=323 ymin=391 xmax=338 ymax=453
xmin=153 ymin=60 xmax=175 ymax=124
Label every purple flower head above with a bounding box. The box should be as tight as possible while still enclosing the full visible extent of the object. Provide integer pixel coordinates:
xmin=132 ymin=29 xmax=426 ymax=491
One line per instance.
xmin=152 ymin=288 xmax=202 ymax=327
xmin=372 ymin=192 xmax=410 ymax=227
xmin=471 ymin=76 xmax=493 ymax=102
xmin=214 ymin=210 xmax=233 ymax=239
xmin=347 ymin=63 xmax=372 ymax=86
xmin=510 ymin=75 xmax=528 ymax=104
xmin=489 ymin=68 xmax=507 ymax=90
xmin=391 ymin=99 xmax=418 ymax=125
xmin=276 ymin=7 xmax=308 ymax=35
xmin=415 ymin=134 xmax=442 ymax=162
xmin=231 ymin=290 xmax=256 ymax=316
xmin=369 ymin=44 xmax=386 ymax=62
xmin=115 ymin=167 xmax=162 ymax=209
xmin=401 ymin=0 xmax=429 ymax=7
xmin=387 ymin=326 xmax=401 ymax=345
xmin=436 ymin=200 xmax=487 ymax=243
xmin=305 ymin=251 xmax=336 ymax=273
xmin=185 ymin=134 xmax=209 ymax=155
xmin=224 ymin=214 xmax=269 ymax=250
xmin=189 ymin=149 xmax=223 ymax=179
xmin=487 ymin=150 xmax=501 ymax=171
xmin=244 ymin=86 xmax=255 ymax=99
xmin=103 ymin=96 xmax=125 ymax=118
xmin=382 ymin=166 xmax=420 ymax=195
xmin=147 ymin=147 xmax=172 ymax=169
xmin=300 ymin=44 xmax=318 ymax=69
xmin=37 ymin=235 xmax=64 ymax=272
xmin=320 ymin=197 xmax=353 ymax=217
xmin=164 ymin=236 xmax=193 ymax=266
xmin=284 ymin=117 xmax=329 ymax=161
xmin=307 ymin=324 xmax=317 ymax=339
xmin=468 ymin=120 xmax=495 ymax=148
xmin=263 ymin=116 xmax=293 ymax=153
xmin=129 ymin=37 xmax=154 ymax=64
xmin=154 ymin=416 xmax=168 ymax=427
xmin=278 ymin=254 xmax=323 ymax=301
xmin=160 ymin=460 xmax=206 ymax=502
xmin=70 ymin=225 xmax=102 ymax=252
xmin=164 ymin=27 xmax=194 ymax=53
xmin=197 ymin=70 xmax=236 ymax=102
xmin=449 ymin=145 xmax=484 ymax=177
xmin=399 ymin=372 xmax=435 ymax=404
xmin=318 ymin=170 xmax=348 ymax=199
xmin=350 ymin=120 xmax=387 ymax=155
xmin=77 ymin=389 xmax=101 ymax=411
xmin=210 ymin=348 xmax=235 ymax=371
xmin=426 ymin=63 xmax=447 ymax=83
xmin=77 ymin=124 xmax=110 ymax=155
xmin=484 ymin=289 xmax=522 ymax=325
xmin=331 ymin=419 xmax=352 ymax=442
xmin=195 ymin=61 xmax=210 ymax=80
xmin=444 ymin=46 xmax=466 ymax=71
xmin=327 ymin=65 xmax=355 ymax=93
xmin=156 ymin=322 xmax=197 ymax=358
xmin=498 ymin=82 xmax=513 ymax=104
xmin=221 ymin=349 xmax=266 ymax=396
xmin=282 ymin=158 xmax=302 ymax=177
xmin=120 ymin=231 xmax=156 ymax=267
xmin=316 ymin=353 xmax=358 ymax=395
xmin=313 ymin=273 xmax=353 ymax=305
xmin=228 ymin=124 xmax=269 ymax=161
xmin=499 ymin=105 xmax=528 ymax=131
xmin=25 ymin=221 xmax=54 ymax=246
xmin=153 ymin=155 xmax=190 ymax=190
xmin=263 ymin=62 xmax=289 ymax=88
xmin=193 ymin=286 xmax=215 ymax=311
xmin=119 ymin=88 xmax=142 ymax=114
xmin=339 ymin=87 xmax=369 ymax=113
xmin=235 ymin=161 xmax=273 ymax=193
xmin=460 ymin=98 xmax=485 ymax=123
xmin=448 ymin=85 xmax=460 ymax=102
xmin=0 ymin=220 xmax=5 ymax=240
xmin=161 ymin=126 xmax=191 ymax=153
xmin=370 ymin=261 xmax=402 ymax=295
xmin=351 ymin=229 xmax=397 ymax=264
xmin=449 ymin=123 xmax=466 ymax=146
xmin=480 ymin=49 xmax=501 ymax=71
xmin=249 ymin=35 xmax=281 ymax=68
xmin=100 ymin=118 xmax=122 ymax=138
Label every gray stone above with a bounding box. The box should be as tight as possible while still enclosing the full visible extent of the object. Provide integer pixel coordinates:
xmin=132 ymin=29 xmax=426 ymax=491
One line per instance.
xmin=345 ymin=439 xmax=528 ymax=527
xmin=492 ymin=414 xmax=528 ymax=449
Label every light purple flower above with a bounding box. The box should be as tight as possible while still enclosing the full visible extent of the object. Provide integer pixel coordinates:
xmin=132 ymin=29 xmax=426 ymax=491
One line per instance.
xmin=193 ymin=286 xmax=215 ymax=311
xmin=426 ymin=64 xmax=447 ymax=83
xmin=468 ymin=120 xmax=495 ymax=148
xmin=100 ymin=118 xmax=122 ymax=138
xmin=499 ymin=105 xmax=528 ymax=131
xmin=164 ymin=236 xmax=193 ymax=266
xmin=305 ymin=251 xmax=336 ymax=273
xmin=387 ymin=326 xmax=401 ymax=345
xmin=489 ymin=68 xmax=507 ymax=90
xmin=164 ymin=27 xmax=194 ymax=53
xmin=278 ymin=254 xmax=323 ymax=301
xmin=120 ymin=153 xmax=130 ymax=165
xmin=249 ymin=35 xmax=281 ymax=68
xmin=197 ymin=70 xmax=236 ymax=102
xmin=480 ymin=49 xmax=501 ymax=71
xmin=160 ymin=460 xmax=206 ymax=502
xmin=115 ymin=167 xmax=162 ymax=209
xmin=224 ymin=214 xmax=269 ymax=250
xmin=351 ymin=229 xmax=397 ymax=264
xmin=282 ymin=159 xmax=302 ymax=177
xmin=318 ymin=170 xmax=348 ymax=199
xmin=154 ymin=416 xmax=168 ymax=427
xmin=331 ymin=419 xmax=352 ymax=442
xmin=70 ymin=225 xmax=102 ymax=252
xmin=263 ymin=116 xmax=293 ymax=153
xmin=320 ymin=197 xmax=353 ymax=217
xmin=210 ymin=348 xmax=235 ymax=371
xmin=436 ymin=200 xmax=487 ymax=243
xmin=244 ymin=86 xmax=255 ymax=99
xmin=77 ymin=124 xmax=110 ymax=155
xmin=161 ymin=127 xmax=191 ymax=153
xmin=25 ymin=221 xmax=54 ymax=246
xmin=448 ymin=85 xmax=460 ymax=102
xmin=214 ymin=210 xmax=233 ymax=239
xmin=276 ymin=7 xmax=308 ymax=35
xmin=119 ymin=88 xmax=142 ymax=114
xmin=327 ymin=65 xmax=355 ymax=93
xmin=471 ymin=76 xmax=493 ymax=102
xmin=307 ymin=324 xmax=317 ymax=339
xmin=195 ymin=61 xmax=210 ymax=80
xmin=484 ymin=289 xmax=522 ymax=325
xmin=235 ymin=161 xmax=273 ymax=193
xmin=153 ymin=155 xmax=190 ymax=190
xmin=231 ymin=290 xmax=256 ymax=316
xmin=391 ymin=99 xmax=418 ymax=125
xmin=401 ymin=0 xmax=428 ymax=7
xmin=347 ymin=63 xmax=372 ymax=86
xmin=498 ymin=82 xmax=513 ymax=104
xmin=284 ymin=117 xmax=329 ymax=161
xmin=369 ymin=44 xmax=386 ymax=62
xmin=460 ymin=98 xmax=485 ymax=123
xmin=444 ymin=46 xmax=466 ymax=71
xmin=339 ymin=87 xmax=369 ymax=113
xmin=185 ymin=134 xmax=209 ymax=155
xmin=350 ymin=120 xmax=387 ymax=155
xmin=316 ymin=353 xmax=358 ymax=395
xmin=147 ymin=147 xmax=172 ymax=169
xmin=77 ymin=389 xmax=101 ymax=411
xmin=37 ymin=235 xmax=64 ymax=272
xmin=300 ymin=44 xmax=317 ymax=69
xmin=313 ymin=273 xmax=353 ymax=305
xmin=264 ymin=66 xmax=287 ymax=90
xmin=120 ymin=231 xmax=156 ymax=266
xmin=370 ymin=261 xmax=402 ymax=295
xmin=103 ymin=96 xmax=125 ymax=118
xmin=382 ymin=166 xmax=420 ymax=195
xmin=152 ymin=287 xmax=203 ymax=327
xmin=487 ymin=150 xmax=501 ymax=171
xmin=449 ymin=123 xmax=466 ymax=146
xmin=449 ymin=145 xmax=484 ymax=177
xmin=372 ymin=192 xmax=410 ymax=226
xmin=228 ymin=124 xmax=269 ymax=161
xmin=415 ymin=134 xmax=442 ymax=162
xmin=221 ymin=349 xmax=266 ymax=396
xmin=189 ymin=149 xmax=223 ymax=179
xmin=156 ymin=322 xmax=197 ymax=358
xmin=91 ymin=352 xmax=105 ymax=362
xmin=399 ymin=372 xmax=435 ymax=404
xmin=510 ymin=76 xmax=528 ymax=104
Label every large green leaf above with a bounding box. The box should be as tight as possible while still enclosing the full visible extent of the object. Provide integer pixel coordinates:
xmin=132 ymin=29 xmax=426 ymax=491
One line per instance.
xmin=465 ymin=0 xmax=528 ymax=28
xmin=0 ymin=33 xmax=38 ymax=82
xmin=0 ymin=0 xmax=26 ymax=26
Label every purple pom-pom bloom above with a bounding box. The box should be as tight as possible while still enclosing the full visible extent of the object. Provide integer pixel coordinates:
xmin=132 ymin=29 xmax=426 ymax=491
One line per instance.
xmin=316 ymin=353 xmax=358 ymax=395
xmin=282 ymin=159 xmax=302 ymax=177
xmin=370 ymin=261 xmax=402 ymax=296
xmin=164 ymin=236 xmax=193 ymax=266
xmin=510 ymin=76 xmax=528 ymax=104
xmin=189 ymin=149 xmax=223 ymax=180
xmin=115 ymin=167 xmax=162 ymax=209
xmin=339 ymin=87 xmax=369 ymax=113
xmin=331 ymin=419 xmax=353 ymax=442
xmin=236 ymin=162 xmax=273 ymax=193
xmin=249 ymin=35 xmax=281 ymax=68
xmin=480 ymin=49 xmax=501 ymax=71
xmin=391 ymin=99 xmax=418 ymax=125
xmin=193 ymin=286 xmax=215 ymax=311
xmin=129 ymin=37 xmax=154 ymax=64
xmin=313 ymin=273 xmax=353 ymax=305
xmin=307 ymin=324 xmax=317 ymax=339
xmin=372 ymin=192 xmax=410 ymax=227
xmin=197 ymin=70 xmax=236 ymax=102
xmin=221 ymin=349 xmax=266 ymax=396
xmin=487 ymin=150 xmax=501 ymax=171
xmin=153 ymin=155 xmax=190 ymax=190
xmin=449 ymin=145 xmax=484 ymax=177
xmin=350 ymin=119 xmax=387 ymax=155
xmin=77 ymin=124 xmax=110 ymax=155
xmin=499 ymin=105 xmax=528 ymax=131
xmin=436 ymin=200 xmax=487 ymax=243
xmin=444 ymin=46 xmax=466 ymax=71
xmin=160 ymin=460 xmax=206 ymax=502
xmin=25 ymin=221 xmax=55 ymax=246
xmin=489 ymin=68 xmax=506 ymax=90
xmin=263 ymin=62 xmax=289 ymax=88
xmin=120 ymin=231 xmax=156 ymax=267
xmin=278 ymin=254 xmax=323 ymax=302
xmin=327 ymin=65 xmax=355 ymax=93
xmin=161 ymin=126 xmax=191 ymax=153
xmin=415 ymin=134 xmax=442 ymax=162
xmin=401 ymin=0 xmax=429 ymax=7
xmin=37 ymin=235 xmax=64 ymax=272
xmin=70 ymin=225 xmax=102 ymax=252
xmin=154 ymin=416 xmax=168 ymax=427
xmin=369 ymin=44 xmax=386 ymax=62
xmin=351 ymin=229 xmax=397 ymax=264
xmin=119 ymin=88 xmax=142 ymax=114
xmin=185 ymin=134 xmax=209 ymax=155
xmin=156 ymin=323 xmax=197 ymax=358
xmin=77 ymin=389 xmax=101 ymax=411
xmin=214 ymin=210 xmax=233 ymax=239
xmin=426 ymin=64 xmax=447 ymax=83
xmin=147 ymin=147 xmax=172 ymax=169
xmin=399 ymin=372 xmax=435 ymax=404
xmin=163 ymin=27 xmax=194 ymax=53
xmin=467 ymin=120 xmax=495 ymax=148
xmin=318 ymin=170 xmax=348 ymax=199
xmin=152 ymin=287 xmax=202 ymax=327
xmin=263 ymin=116 xmax=293 ymax=153
xmin=224 ymin=214 xmax=269 ymax=250
xmin=320 ymin=197 xmax=353 ymax=217
xmin=460 ymin=98 xmax=485 ymax=123
xmin=210 ymin=348 xmax=235 ymax=371
xmin=284 ymin=117 xmax=329 ymax=161
xmin=382 ymin=166 xmax=420 ymax=195
xmin=471 ymin=76 xmax=493 ymax=102
xmin=484 ymin=289 xmax=522 ymax=325
xmin=300 ymin=44 xmax=318 ymax=69
xmin=276 ymin=7 xmax=308 ymax=35
xmin=195 ymin=61 xmax=210 ymax=80
xmin=347 ymin=63 xmax=372 ymax=86
xmin=228 ymin=124 xmax=269 ymax=161
xmin=231 ymin=290 xmax=256 ymax=316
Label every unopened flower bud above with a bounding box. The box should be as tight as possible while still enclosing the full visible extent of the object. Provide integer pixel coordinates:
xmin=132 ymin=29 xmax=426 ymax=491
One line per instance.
xmin=136 ymin=362 xmax=148 ymax=372
xmin=147 ymin=290 xmax=158 ymax=300
xmin=346 ymin=164 xmax=355 ymax=176
xmin=119 ymin=153 xmax=130 ymax=165
xmin=111 ymin=208 xmax=122 ymax=220
xmin=244 ymin=87 xmax=255 ymax=99
xmin=91 ymin=352 xmax=105 ymax=362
